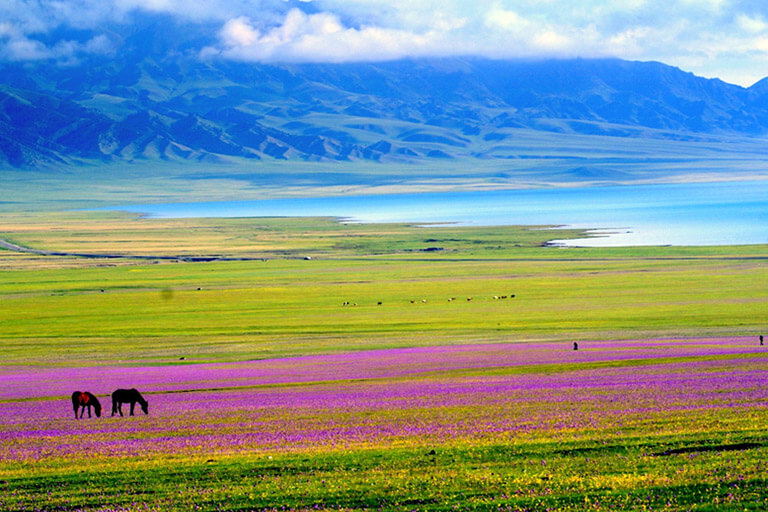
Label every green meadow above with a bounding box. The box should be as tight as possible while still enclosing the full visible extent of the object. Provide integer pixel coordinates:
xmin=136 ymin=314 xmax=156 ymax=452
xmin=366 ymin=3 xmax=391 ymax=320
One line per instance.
xmin=2 ymin=211 xmax=767 ymax=365
xmin=1 ymin=209 xmax=767 ymax=511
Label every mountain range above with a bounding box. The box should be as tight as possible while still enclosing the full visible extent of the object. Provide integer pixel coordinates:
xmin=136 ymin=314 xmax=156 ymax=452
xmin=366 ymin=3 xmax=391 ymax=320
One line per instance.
xmin=2 ymin=15 xmax=768 ymax=169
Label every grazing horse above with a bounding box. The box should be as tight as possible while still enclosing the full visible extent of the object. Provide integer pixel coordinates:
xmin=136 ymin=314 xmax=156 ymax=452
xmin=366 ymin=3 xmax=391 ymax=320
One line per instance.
xmin=111 ymin=388 xmax=149 ymax=416
xmin=71 ymin=391 xmax=102 ymax=419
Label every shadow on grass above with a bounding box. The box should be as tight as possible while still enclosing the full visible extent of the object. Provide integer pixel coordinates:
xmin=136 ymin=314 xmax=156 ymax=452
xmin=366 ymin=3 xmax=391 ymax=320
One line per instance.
xmin=654 ymin=441 xmax=765 ymax=456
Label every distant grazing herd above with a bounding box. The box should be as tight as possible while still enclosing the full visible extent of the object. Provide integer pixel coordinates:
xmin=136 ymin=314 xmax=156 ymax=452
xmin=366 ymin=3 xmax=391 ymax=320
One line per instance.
xmin=71 ymin=388 xmax=148 ymax=419
xmin=343 ymin=294 xmax=516 ymax=306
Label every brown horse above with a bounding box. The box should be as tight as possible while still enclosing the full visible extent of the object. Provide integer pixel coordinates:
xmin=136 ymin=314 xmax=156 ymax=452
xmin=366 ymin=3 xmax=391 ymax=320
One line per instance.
xmin=111 ymin=388 xmax=149 ymax=416
xmin=71 ymin=391 xmax=102 ymax=419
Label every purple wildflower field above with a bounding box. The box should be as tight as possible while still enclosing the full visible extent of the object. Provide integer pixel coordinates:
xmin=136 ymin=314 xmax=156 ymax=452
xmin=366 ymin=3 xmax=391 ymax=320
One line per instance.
xmin=2 ymin=337 xmax=766 ymax=464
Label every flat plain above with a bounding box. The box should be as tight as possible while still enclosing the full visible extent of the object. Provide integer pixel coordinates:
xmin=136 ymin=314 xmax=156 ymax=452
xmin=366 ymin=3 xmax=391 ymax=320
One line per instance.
xmin=1 ymin=210 xmax=767 ymax=511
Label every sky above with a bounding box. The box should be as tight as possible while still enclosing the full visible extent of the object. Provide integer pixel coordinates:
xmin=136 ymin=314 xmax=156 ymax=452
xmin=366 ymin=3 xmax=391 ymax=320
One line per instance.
xmin=1 ymin=0 xmax=768 ymax=87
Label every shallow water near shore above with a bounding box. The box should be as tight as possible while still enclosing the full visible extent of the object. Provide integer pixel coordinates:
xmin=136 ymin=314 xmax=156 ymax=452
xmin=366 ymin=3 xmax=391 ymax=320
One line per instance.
xmin=104 ymin=180 xmax=768 ymax=246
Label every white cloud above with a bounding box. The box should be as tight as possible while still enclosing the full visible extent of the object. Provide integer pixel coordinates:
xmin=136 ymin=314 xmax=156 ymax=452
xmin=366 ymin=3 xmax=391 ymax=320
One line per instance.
xmin=196 ymin=1 xmax=768 ymax=84
xmin=83 ymin=34 xmax=115 ymax=54
xmin=3 ymin=37 xmax=50 ymax=60
xmin=220 ymin=17 xmax=261 ymax=47
xmin=207 ymin=8 xmax=455 ymax=62
xmin=485 ymin=8 xmax=528 ymax=32
xmin=531 ymin=30 xmax=572 ymax=53
xmin=737 ymin=14 xmax=768 ymax=34
xmin=0 ymin=33 xmax=115 ymax=62
xmin=4 ymin=0 xmax=768 ymax=85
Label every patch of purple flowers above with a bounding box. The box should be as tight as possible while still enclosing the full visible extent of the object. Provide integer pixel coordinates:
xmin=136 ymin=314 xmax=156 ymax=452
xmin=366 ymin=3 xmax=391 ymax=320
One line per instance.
xmin=1 ymin=337 xmax=766 ymax=461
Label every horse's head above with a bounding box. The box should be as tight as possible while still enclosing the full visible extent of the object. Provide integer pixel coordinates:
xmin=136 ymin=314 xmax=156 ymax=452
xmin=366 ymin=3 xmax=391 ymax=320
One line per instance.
xmin=93 ymin=401 xmax=102 ymax=417
xmin=140 ymin=400 xmax=148 ymax=415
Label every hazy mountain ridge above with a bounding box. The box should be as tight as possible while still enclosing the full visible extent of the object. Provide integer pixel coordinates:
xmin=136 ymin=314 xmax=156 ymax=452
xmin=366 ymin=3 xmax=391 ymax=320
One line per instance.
xmin=2 ymin=19 xmax=767 ymax=169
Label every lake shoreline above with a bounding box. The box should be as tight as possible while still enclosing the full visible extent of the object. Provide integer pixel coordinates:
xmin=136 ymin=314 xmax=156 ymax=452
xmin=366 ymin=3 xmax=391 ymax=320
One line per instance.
xmin=98 ymin=180 xmax=768 ymax=247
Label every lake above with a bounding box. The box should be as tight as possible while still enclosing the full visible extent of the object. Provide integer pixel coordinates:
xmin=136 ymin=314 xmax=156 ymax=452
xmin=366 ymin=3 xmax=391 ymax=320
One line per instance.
xmin=106 ymin=180 xmax=768 ymax=247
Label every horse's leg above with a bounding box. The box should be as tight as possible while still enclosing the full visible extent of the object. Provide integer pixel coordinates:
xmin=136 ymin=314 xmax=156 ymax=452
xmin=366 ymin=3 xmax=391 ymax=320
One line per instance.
xmin=129 ymin=401 xmax=135 ymax=416
xmin=87 ymin=405 xmax=92 ymax=418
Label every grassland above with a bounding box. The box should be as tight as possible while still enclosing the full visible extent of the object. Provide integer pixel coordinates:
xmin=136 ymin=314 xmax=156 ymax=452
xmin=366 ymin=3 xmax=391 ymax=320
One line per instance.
xmin=1 ymin=211 xmax=767 ymax=511
xmin=1 ymin=211 xmax=766 ymax=365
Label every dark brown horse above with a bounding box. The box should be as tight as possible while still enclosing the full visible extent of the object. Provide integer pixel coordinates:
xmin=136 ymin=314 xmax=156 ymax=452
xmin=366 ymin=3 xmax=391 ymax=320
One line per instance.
xmin=71 ymin=391 xmax=102 ymax=419
xmin=111 ymin=388 xmax=149 ymax=416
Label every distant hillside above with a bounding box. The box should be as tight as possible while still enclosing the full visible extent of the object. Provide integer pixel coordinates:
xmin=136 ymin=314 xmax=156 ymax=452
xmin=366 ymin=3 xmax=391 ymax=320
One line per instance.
xmin=1 ymin=17 xmax=767 ymax=169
